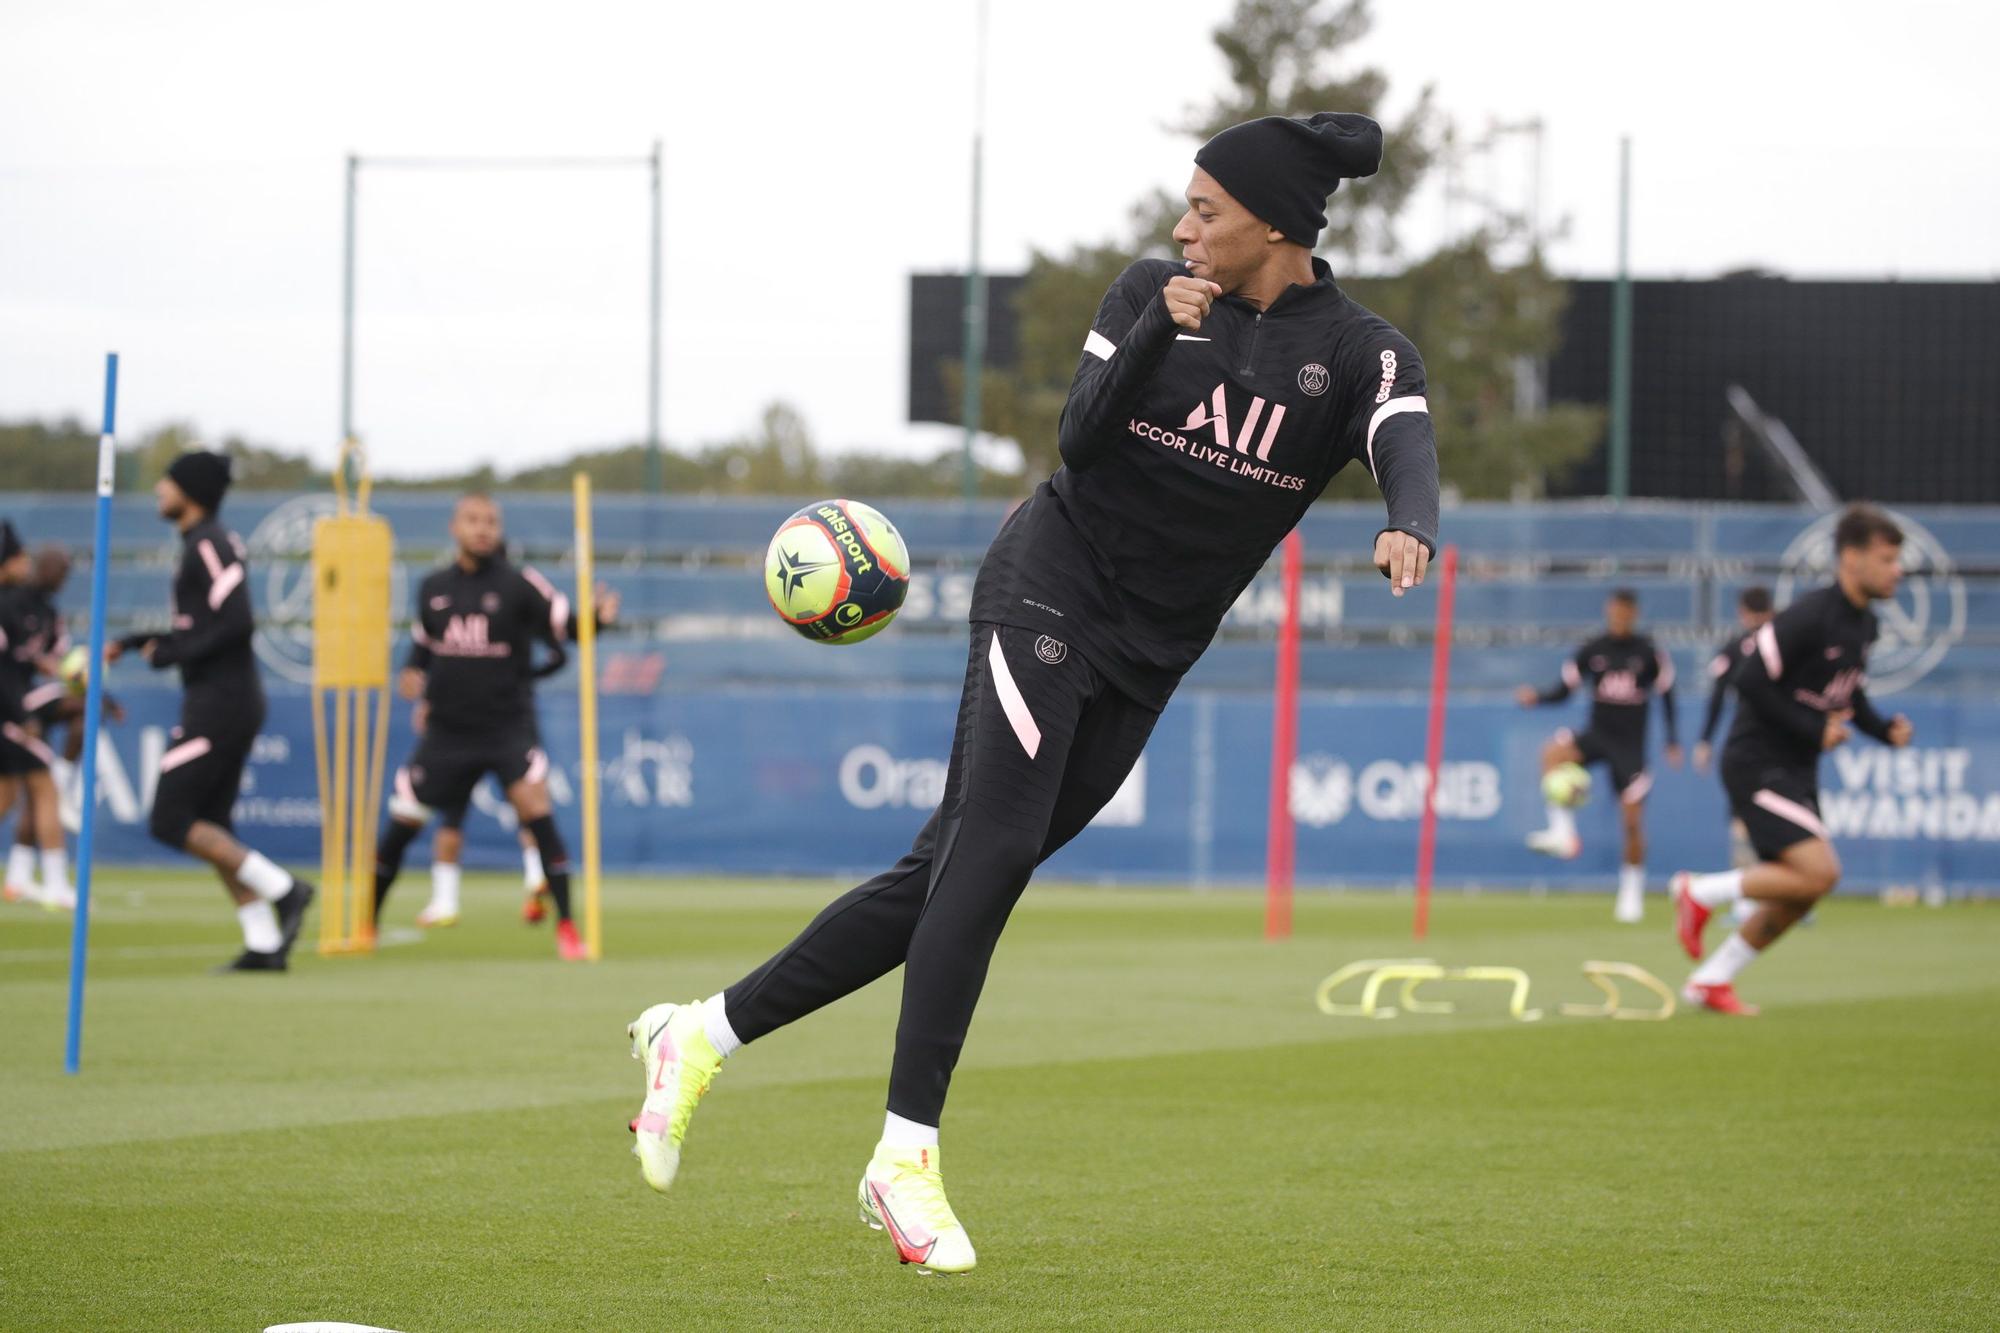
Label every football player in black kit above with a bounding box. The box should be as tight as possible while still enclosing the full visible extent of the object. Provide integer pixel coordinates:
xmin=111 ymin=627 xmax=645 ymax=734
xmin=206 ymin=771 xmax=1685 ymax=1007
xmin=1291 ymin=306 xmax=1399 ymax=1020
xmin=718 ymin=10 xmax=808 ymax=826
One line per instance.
xmin=1517 ymin=589 xmax=1680 ymax=922
xmin=1695 ymin=586 xmax=1775 ymax=913
xmin=1 ymin=544 xmax=79 ymax=908
xmin=107 ymin=453 xmax=317 ymax=971
xmin=623 ymin=113 xmax=1441 ymax=1274
xmin=1672 ymin=504 xmax=1913 ymax=1015
xmin=370 ymin=493 xmax=617 ymax=960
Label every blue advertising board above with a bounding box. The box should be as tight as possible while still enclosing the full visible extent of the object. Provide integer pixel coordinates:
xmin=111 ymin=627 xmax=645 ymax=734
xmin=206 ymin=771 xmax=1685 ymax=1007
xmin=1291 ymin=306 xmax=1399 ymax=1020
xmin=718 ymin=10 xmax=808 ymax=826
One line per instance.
xmin=50 ymin=680 xmax=2000 ymax=893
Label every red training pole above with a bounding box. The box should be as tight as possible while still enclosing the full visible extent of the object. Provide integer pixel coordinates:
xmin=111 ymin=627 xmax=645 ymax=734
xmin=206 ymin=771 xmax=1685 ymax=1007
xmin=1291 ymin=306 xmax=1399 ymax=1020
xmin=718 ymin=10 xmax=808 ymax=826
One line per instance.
xmin=1265 ymin=530 xmax=1304 ymax=940
xmin=1413 ymin=544 xmax=1459 ymax=941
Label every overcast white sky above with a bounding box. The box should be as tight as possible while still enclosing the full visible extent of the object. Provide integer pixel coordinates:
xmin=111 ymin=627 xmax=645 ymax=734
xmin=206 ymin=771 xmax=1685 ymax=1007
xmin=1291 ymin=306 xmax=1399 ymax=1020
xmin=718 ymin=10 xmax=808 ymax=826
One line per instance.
xmin=3 ymin=0 xmax=1995 ymax=476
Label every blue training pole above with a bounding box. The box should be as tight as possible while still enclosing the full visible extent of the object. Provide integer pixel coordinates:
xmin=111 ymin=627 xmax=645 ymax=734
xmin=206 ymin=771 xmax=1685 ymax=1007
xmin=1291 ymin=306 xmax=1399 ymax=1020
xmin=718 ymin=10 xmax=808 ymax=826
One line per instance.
xmin=64 ymin=352 xmax=118 ymax=1075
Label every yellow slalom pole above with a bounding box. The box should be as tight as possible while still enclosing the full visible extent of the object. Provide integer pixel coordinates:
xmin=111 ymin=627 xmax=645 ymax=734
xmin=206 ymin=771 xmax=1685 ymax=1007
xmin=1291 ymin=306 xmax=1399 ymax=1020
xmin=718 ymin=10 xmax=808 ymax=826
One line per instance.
xmin=573 ymin=472 xmax=603 ymax=961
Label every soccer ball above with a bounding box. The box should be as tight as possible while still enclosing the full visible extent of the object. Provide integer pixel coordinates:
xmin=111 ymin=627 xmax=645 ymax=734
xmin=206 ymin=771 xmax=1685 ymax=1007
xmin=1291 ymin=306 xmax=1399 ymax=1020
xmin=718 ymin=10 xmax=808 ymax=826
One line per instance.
xmin=763 ymin=499 xmax=910 ymax=645
xmin=1541 ymin=761 xmax=1592 ymax=809
xmin=60 ymin=645 xmax=91 ymax=696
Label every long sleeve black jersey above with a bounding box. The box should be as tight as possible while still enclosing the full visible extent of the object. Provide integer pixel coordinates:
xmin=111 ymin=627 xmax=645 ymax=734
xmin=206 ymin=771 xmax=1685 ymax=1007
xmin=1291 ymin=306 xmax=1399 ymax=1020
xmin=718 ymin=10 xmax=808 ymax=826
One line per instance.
xmin=969 ymin=256 xmax=1440 ymax=709
xmin=123 ymin=518 xmax=261 ymax=702
xmin=1534 ymin=633 xmax=1678 ymax=749
xmin=1725 ymin=583 xmax=1891 ymax=770
xmin=404 ymin=556 xmax=578 ymax=733
xmin=0 ymin=585 xmax=68 ymax=722
xmin=1700 ymin=629 xmax=1757 ymax=745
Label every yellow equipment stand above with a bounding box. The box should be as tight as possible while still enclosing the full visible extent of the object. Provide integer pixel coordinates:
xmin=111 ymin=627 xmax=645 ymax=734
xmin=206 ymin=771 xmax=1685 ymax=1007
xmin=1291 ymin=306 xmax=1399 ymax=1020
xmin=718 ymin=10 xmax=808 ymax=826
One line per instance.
xmin=313 ymin=442 xmax=394 ymax=955
xmin=573 ymin=472 xmax=604 ymax=960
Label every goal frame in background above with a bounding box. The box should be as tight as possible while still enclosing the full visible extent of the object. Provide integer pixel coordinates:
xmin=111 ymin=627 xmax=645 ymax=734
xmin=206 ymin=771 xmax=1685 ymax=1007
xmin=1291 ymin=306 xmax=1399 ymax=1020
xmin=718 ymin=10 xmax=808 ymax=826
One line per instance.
xmin=337 ymin=146 xmax=666 ymax=491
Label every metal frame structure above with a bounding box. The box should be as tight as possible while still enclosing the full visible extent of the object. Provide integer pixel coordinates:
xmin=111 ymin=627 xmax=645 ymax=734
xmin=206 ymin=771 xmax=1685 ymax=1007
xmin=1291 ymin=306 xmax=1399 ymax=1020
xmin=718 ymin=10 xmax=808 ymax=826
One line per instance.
xmin=339 ymin=145 xmax=665 ymax=490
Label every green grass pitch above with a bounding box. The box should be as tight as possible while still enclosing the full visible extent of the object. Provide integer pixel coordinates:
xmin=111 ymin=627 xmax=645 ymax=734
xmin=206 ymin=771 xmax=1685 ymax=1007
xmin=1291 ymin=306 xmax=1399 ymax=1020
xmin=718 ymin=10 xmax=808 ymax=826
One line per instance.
xmin=1 ymin=874 xmax=1995 ymax=1331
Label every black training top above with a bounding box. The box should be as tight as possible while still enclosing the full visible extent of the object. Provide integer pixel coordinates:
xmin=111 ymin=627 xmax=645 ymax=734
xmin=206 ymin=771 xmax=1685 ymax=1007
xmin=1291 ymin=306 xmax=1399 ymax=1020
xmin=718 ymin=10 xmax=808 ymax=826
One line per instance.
xmin=1533 ymin=632 xmax=1679 ymax=750
xmin=1699 ymin=628 xmax=1757 ymax=745
xmin=404 ymin=555 xmax=577 ymax=734
xmin=0 ymin=584 xmax=65 ymax=721
xmin=969 ymin=256 xmax=1440 ymax=708
xmin=122 ymin=518 xmax=262 ymax=704
xmin=1725 ymin=583 xmax=1891 ymax=771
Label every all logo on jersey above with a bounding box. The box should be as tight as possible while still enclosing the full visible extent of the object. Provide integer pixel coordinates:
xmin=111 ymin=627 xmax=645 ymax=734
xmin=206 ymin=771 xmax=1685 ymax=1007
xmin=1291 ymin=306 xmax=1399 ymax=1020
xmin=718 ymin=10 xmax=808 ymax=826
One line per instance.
xmin=1298 ymin=363 xmax=1330 ymax=397
xmin=1184 ymin=383 xmax=1286 ymax=462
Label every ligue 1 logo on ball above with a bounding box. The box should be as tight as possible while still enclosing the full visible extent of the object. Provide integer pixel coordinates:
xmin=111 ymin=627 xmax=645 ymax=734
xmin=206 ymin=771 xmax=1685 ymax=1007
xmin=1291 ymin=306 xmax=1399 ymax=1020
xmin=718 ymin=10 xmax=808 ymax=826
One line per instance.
xmin=1777 ymin=507 xmax=1965 ymax=694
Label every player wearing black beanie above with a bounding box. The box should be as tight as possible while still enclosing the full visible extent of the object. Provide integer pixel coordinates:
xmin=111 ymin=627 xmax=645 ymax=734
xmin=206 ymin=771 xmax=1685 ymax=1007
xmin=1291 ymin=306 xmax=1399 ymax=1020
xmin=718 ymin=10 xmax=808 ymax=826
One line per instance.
xmin=622 ymin=112 xmax=1440 ymax=1276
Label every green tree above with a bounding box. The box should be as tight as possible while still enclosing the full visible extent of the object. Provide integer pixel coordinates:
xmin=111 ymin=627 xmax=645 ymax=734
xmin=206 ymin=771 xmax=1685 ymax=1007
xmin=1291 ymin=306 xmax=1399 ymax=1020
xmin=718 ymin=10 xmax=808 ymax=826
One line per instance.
xmin=1346 ymin=239 xmax=1602 ymax=498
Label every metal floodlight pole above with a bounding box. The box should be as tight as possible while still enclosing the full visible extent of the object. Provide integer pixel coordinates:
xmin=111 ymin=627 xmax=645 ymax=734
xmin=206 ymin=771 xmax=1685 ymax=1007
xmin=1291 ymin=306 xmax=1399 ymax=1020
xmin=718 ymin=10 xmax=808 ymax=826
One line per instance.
xmin=959 ymin=0 xmax=990 ymax=502
xmin=1608 ymin=135 xmax=1634 ymax=503
xmin=338 ymin=148 xmax=663 ymax=485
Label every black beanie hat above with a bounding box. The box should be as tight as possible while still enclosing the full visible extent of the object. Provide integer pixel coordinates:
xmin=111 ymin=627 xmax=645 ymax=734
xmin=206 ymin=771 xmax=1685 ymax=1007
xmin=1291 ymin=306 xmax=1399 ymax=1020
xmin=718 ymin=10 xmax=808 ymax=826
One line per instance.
xmin=1194 ymin=112 xmax=1384 ymax=247
xmin=0 ymin=520 xmax=21 ymax=565
xmin=166 ymin=451 xmax=233 ymax=513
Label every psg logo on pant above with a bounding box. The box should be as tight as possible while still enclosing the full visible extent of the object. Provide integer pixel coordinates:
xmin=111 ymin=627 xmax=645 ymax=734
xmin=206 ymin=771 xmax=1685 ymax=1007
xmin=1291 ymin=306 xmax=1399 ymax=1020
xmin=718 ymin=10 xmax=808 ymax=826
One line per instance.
xmin=1034 ymin=635 xmax=1067 ymax=665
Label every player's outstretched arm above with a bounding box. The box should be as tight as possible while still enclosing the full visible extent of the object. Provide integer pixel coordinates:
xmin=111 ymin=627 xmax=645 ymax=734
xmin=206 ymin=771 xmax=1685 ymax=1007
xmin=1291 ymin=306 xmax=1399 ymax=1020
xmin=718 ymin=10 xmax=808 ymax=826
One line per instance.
xmin=1352 ymin=330 xmax=1437 ymax=595
xmin=1055 ymin=265 xmax=1199 ymax=472
xmin=1850 ymin=685 xmax=1910 ymax=747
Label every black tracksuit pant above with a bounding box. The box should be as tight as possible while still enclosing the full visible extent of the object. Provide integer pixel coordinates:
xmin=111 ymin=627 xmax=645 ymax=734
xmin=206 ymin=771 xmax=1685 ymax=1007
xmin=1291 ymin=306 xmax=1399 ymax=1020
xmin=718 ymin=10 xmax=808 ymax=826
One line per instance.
xmin=723 ymin=622 xmax=1160 ymax=1125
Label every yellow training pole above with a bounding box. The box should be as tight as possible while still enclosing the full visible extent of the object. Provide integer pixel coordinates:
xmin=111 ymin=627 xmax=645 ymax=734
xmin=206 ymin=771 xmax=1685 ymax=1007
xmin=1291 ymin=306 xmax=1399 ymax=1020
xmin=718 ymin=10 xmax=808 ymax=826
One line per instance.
xmin=313 ymin=439 xmax=393 ymax=954
xmin=573 ymin=472 xmax=603 ymax=960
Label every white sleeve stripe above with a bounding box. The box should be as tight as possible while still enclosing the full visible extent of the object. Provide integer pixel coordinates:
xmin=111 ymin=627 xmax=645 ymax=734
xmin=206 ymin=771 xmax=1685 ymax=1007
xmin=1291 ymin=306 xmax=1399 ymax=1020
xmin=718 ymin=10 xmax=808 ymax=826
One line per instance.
xmin=206 ymin=561 xmax=244 ymax=611
xmin=1083 ymin=329 xmax=1117 ymax=362
xmin=1364 ymin=395 xmax=1428 ymax=478
xmin=1655 ymin=651 xmax=1676 ymax=693
xmin=1756 ymin=622 xmax=1782 ymax=679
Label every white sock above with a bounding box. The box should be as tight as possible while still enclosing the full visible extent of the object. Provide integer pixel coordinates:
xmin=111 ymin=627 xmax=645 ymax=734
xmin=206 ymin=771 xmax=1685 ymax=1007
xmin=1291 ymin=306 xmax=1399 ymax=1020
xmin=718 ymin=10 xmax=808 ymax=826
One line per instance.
xmin=6 ymin=844 xmax=35 ymax=889
xmin=1689 ymin=869 xmax=1745 ymax=908
xmin=701 ymin=992 xmax=742 ymax=1059
xmin=1690 ymin=932 xmax=1760 ymax=986
xmin=1544 ymin=802 xmax=1577 ymax=841
xmin=881 ymin=1110 xmax=939 ymax=1150
xmin=1618 ymin=863 xmax=1644 ymax=898
xmin=237 ymin=900 xmax=282 ymax=953
xmin=40 ymin=847 xmax=69 ymax=894
xmin=236 ymin=850 xmax=294 ymax=902
xmin=522 ymin=844 xmax=545 ymax=889
xmin=429 ymin=862 xmax=462 ymax=915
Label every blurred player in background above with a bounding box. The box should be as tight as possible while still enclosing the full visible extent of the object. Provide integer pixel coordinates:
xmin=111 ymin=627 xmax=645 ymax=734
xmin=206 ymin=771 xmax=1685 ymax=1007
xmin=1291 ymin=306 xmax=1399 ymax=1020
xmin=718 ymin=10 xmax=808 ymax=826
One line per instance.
xmin=370 ymin=493 xmax=615 ymax=958
xmin=1673 ymin=504 xmax=1912 ymax=1015
xmin=0 ymin=522 xmax=42 ymax=895
xmin=1696 ymin=586 xmax=1775 ymax=920
xmin=108 ymin=453 xmax=316 ymax=971
xmin=1 ymin=545 xmax=77 ymax=908
xmin=409 ymin=639 xmax=567 ymax=927
xmin=1518 ymin=588 xmax=1681 ymax=922
xmin=623 ymin=112 xmax=1439 ymax=1275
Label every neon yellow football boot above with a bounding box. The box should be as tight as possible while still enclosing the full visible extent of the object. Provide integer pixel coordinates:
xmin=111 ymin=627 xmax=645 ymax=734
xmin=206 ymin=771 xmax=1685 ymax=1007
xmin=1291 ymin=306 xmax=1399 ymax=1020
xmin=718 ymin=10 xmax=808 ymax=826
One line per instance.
xmin=858 ymin=1143 xmax=977 ymax=1275
xmin=626 ymin=1001 xmax=722 ymax=1192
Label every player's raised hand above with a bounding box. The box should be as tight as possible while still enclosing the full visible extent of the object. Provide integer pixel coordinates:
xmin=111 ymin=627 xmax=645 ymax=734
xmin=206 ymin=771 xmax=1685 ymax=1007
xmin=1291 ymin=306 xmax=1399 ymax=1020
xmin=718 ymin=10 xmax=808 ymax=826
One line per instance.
xmin=1822 ymin=708 xmax=1853 ymax=751
xmin=1887 ymin=714 xmax=1914 ymax=747
xmin=1666 ymin=743 xmax=1684 ymax=770
xmin=1162 ymin=276 xmax=1221 ymax=331
xmin=397 ymin=666 xmax=426 ymax=702
xmin=1373 ymin=530 xmax=1430 ymax=598
xmin=1514 ymin=685 xmax=1539 ymax=708
xmin=1693 ymin=740 xmax=1712 ymax=773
